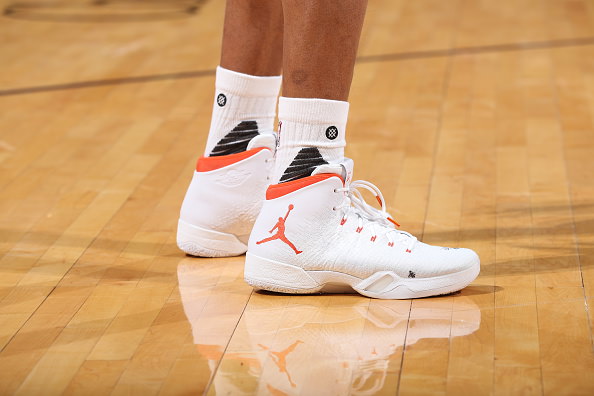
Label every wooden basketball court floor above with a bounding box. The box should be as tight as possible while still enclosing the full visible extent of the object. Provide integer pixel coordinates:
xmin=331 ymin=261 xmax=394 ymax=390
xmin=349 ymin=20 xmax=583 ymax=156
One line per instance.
xmin=1 ymin=0 xmax=594 ymax=394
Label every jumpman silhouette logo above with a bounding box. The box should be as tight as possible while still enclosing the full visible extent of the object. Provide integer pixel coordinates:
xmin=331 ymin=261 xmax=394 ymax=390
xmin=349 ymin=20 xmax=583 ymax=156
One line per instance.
xmin=256 ymin=204 xmax=302 ymax=254
xmin=258 ymin=340 xmax=303 ymax=388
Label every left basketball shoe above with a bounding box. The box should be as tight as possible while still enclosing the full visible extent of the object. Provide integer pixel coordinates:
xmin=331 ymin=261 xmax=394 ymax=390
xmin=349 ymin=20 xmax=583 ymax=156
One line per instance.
xmin=177 ymin=133 xmax=275 ymax=257
xmin=177 ymin=66 xmax=281 ymax=257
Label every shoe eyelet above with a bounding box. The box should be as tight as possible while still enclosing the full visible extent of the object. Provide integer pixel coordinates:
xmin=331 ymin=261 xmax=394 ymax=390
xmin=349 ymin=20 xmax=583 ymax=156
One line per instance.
xmin=332 ymin=207 xmax=336 ymax=211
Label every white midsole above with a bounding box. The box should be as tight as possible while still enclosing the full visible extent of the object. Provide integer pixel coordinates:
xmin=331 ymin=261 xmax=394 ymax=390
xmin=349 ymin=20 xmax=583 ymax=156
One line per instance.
xmin=244 ymin=252 xmax=480 ymax=299
xmin=177 ymin=219 xmax=247 ymax=257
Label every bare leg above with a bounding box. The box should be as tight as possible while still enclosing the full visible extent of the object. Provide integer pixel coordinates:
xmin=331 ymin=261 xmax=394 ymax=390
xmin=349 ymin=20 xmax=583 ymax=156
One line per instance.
xmin=281 ymin=0 xmax=368 ymax=100
xmin=221 ymin=0 xmax=284 ymax=76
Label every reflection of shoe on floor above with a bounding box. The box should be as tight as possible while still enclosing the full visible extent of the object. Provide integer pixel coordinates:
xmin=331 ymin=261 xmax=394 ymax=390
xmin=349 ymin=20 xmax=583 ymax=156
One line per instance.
xmin=177 ymin=262 xmax=483 ymax=395
xmin=177 ymin=133 xmax=275 ymax=257
xmin=246 ymin=158 xmax=480 ymax=299
xmin=399 ymin=303 xmax=482 ymax=346
xmin=242 ymin=300 xmax=480 ymax=394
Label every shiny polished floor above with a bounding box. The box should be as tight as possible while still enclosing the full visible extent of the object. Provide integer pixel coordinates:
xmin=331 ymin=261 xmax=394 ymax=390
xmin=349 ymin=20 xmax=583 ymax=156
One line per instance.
xmin=1 ymin=0 xmax=594 ymax=394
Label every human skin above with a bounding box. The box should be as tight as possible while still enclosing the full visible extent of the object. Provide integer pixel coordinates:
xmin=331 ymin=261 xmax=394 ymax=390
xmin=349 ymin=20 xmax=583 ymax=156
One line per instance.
xmin=221 ymin=0 xmax=368 ymax=101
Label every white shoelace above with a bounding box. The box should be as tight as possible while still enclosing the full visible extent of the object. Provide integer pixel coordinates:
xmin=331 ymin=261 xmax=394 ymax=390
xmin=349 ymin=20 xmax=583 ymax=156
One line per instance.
xmin=334 ymin=180 xmax=417 ymax=251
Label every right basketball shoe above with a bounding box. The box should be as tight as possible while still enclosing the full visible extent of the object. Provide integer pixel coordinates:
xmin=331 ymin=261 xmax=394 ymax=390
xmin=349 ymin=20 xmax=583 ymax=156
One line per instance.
xmin=177 ymin=129 xmax=275 ymax=257
xmin=245 ymin=159 xmax=480 ymax=299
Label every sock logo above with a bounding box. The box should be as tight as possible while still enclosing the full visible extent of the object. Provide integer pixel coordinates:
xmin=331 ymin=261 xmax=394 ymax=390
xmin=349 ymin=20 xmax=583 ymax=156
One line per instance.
xmin=280 ymin=147 xmax=328 ymax=183
xmin=325 ymin=126 xmax=338 ymax=140
xmin=216 ymin=93 xmax=227 ymax=107
xmin=256 ymin=204 xmax=302 ymax=254
xmin=210 ymin=120 xmax=259 ymax=157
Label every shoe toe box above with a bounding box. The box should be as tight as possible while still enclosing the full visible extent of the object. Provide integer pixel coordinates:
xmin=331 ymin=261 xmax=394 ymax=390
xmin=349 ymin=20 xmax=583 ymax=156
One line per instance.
xmin=405 ymin=244 xmax=480 ymax=278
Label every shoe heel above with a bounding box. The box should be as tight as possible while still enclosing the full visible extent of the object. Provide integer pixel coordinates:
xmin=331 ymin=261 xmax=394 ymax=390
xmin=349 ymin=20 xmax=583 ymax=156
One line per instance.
xmin=177 ymin=219 xmax=247 ymax=257
xmin=244 ymin=252 xmax=321 ymax=293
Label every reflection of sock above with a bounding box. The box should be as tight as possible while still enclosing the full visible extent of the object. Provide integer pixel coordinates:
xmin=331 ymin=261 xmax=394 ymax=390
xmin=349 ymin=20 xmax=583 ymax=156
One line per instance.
xmin=272 ymin=97 xmax=349 ymax=184
xmin=204 ymin=66 xmax=282 ymax=157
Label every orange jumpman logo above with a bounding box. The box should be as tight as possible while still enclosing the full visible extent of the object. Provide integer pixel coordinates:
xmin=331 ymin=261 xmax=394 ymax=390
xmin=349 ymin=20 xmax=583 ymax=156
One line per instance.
xmin=256 ymin=204 xmax=302 ymax=254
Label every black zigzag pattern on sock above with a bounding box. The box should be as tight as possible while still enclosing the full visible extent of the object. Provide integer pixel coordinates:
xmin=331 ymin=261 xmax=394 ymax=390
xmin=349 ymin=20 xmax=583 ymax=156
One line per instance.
xmin=209 ymin=120 xmax=259 ymax=157
xmin=279 ymin=147 xmax=328 ymax=183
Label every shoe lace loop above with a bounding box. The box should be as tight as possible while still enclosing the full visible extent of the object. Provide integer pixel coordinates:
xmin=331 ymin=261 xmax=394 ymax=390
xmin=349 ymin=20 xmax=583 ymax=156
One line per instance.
xmin=336 ymin=180 xmax=417 ymax=250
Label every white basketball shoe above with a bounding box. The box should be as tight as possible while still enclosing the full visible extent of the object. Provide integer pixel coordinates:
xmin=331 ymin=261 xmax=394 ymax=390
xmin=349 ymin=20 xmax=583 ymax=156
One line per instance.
xmin=245 ymin=159 xmax=480 ymax=299
xmin=177 ymin=133 xmax=275 ymax=257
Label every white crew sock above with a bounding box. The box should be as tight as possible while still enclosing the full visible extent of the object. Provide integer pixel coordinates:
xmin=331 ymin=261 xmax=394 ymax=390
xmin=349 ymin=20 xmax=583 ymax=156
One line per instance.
xmin=204 ymin=66 xmax=282 ymax=157
xmin=271 ymin=97 xmax=349 ymax=184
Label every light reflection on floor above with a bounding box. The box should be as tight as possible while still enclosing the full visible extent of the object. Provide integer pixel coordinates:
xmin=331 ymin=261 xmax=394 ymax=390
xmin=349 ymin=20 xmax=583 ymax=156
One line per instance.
xmin=177 ymin=261 xmax=481 ymax=395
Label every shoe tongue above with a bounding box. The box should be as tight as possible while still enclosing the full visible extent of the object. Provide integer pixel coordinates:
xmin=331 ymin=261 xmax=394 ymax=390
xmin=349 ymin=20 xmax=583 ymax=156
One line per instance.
xmin=311 ymin=157 xmax=354 ymax=184
xmin=247 ymin=133 xmax=276 ymax=151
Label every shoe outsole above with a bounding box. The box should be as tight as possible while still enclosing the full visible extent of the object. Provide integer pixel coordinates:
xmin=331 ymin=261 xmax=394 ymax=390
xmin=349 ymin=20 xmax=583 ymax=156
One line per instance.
xmin=177 ymin=219 xmax=247 ymax=258
xmin=244 ymin=252 xmax=480 ymax=299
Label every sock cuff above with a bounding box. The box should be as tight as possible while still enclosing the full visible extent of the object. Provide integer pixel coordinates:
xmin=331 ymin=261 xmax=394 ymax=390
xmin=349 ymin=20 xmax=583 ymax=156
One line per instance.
xmin=278 ymin=97 xmax=350 ymax=125
xmin=216 ymin=66 xmax=282 ymax=97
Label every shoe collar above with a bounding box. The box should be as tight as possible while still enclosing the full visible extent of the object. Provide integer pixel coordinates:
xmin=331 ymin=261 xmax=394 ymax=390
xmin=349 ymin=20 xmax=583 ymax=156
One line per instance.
xmin=312 ymin=157 xmax=354 ymax=185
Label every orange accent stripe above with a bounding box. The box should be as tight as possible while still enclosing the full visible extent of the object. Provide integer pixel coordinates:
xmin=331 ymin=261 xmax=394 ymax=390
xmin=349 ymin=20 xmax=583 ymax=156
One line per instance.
xmin=266 ymin=173 xmax=344 ymax=200
xmin=388 ymin=217 xmax=400 ymax=227
xmin=196 ymin=147 xmax=269 ymax=172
